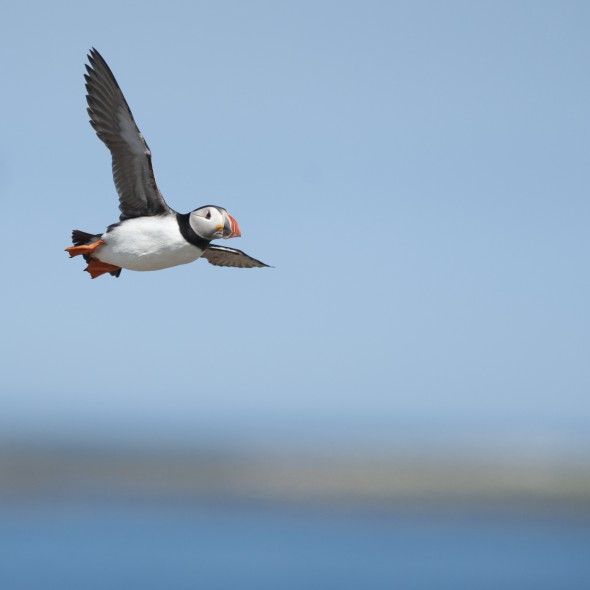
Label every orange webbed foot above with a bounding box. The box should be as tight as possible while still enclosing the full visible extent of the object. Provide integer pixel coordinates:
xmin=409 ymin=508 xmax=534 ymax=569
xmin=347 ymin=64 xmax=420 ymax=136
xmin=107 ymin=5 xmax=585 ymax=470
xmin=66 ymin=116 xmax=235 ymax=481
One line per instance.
xmin=65 ymin=239 xmax=105 ymax=258
xmin=85 ymin=259 xmax=122 ymax=279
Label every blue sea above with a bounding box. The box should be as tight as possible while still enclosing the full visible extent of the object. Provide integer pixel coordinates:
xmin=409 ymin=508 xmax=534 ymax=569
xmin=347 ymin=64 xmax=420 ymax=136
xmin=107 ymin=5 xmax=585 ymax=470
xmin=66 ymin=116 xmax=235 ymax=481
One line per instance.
xmin=1 ymin=501 xmax=589 ymax=589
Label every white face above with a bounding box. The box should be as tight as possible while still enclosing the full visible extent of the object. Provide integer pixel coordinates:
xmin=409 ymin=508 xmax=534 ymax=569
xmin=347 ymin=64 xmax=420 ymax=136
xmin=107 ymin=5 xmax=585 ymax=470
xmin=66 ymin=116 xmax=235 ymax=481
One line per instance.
xmin=188 ymin=206 xmax=241 ymax=240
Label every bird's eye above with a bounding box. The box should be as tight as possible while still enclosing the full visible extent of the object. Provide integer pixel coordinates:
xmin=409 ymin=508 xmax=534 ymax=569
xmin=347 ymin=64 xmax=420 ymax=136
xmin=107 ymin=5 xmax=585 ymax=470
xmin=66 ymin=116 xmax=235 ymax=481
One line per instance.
xmin=205 ymin=210 xmax=211 ymax=220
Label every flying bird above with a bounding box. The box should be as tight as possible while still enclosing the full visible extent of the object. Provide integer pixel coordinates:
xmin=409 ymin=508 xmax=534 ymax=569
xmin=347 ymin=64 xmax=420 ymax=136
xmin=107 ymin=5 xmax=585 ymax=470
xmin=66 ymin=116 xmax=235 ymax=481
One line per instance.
xmin=66 ymin=48 xmax=269 ymax=278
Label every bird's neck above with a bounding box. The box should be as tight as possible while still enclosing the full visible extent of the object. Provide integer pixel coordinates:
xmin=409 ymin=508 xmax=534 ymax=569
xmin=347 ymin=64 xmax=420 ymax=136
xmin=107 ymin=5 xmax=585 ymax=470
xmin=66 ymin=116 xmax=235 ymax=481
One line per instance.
xmin=176 ymin=213 xmax=211 ymax=250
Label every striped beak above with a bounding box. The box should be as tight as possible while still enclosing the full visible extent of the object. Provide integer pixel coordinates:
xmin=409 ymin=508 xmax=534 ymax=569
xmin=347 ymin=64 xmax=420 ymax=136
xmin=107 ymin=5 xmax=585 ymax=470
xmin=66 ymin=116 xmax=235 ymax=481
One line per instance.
xmin=223 ymin=213 xmax=241 ymax=239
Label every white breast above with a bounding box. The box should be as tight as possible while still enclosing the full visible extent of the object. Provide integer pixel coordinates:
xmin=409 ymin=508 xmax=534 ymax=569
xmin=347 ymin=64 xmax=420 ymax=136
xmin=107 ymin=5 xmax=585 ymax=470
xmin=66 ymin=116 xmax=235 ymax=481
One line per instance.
xmin=96 ymin=216 xmax=203 ymax=271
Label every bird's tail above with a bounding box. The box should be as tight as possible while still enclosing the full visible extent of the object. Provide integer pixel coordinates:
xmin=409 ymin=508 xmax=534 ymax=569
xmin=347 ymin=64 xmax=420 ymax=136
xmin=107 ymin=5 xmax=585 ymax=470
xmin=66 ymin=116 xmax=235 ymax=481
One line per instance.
xmin=67 ymin=229 xmax=122 ymax=278
xmin=71 ymin=229 xmax=102 ymax=246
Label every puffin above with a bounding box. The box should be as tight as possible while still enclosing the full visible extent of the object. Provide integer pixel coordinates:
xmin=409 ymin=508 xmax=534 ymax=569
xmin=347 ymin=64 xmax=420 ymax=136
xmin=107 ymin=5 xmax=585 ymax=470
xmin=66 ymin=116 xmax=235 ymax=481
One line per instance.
xmin=66 ymin=48 xmax=269 ymax=278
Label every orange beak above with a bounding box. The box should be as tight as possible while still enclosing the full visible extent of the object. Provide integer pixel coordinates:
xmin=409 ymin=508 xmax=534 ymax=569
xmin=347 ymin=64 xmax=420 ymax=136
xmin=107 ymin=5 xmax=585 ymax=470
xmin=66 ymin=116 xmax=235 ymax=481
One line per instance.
xmin=225 ymin=214 xmax=241 ymax=239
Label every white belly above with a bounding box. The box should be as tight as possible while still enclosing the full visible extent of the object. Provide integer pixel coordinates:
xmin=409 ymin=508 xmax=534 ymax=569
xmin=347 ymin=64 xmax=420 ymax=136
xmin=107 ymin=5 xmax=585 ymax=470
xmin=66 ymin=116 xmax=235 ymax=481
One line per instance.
xmin=95 ymin=216 xmax=202 ymax=271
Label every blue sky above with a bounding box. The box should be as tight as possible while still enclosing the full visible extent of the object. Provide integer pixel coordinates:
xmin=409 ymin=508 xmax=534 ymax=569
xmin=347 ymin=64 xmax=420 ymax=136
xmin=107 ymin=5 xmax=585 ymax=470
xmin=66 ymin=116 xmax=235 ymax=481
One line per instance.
xmin=1 ymin=1 xmax=589 ymax=455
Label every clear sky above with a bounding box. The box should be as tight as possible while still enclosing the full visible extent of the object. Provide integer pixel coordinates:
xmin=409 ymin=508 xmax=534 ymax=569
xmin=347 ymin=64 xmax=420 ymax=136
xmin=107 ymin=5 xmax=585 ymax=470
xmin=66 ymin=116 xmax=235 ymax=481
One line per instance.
xmin=1 ymin=1 xmax=588 ymax=455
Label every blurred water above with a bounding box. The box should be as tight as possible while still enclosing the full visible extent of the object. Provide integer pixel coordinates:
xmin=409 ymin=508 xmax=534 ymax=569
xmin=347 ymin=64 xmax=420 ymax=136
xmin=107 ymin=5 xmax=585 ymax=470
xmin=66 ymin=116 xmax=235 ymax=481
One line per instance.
xmin=1 ymin=501 xmax=589 ymax=590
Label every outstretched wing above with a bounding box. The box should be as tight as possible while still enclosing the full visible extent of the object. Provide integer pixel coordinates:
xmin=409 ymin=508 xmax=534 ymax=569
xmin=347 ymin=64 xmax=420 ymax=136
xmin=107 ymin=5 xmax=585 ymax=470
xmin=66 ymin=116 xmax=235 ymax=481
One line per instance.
xmin=85 ymin=48 xmax=173 ymax=220
xmin=202 ymin=245 xmax=270 ymax=268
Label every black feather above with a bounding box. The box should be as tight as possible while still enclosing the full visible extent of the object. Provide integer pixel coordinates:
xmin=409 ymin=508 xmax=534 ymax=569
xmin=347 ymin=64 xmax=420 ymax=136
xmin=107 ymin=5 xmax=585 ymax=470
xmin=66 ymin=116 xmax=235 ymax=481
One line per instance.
xmin=71 ymin=229 xmax=101 ymax=246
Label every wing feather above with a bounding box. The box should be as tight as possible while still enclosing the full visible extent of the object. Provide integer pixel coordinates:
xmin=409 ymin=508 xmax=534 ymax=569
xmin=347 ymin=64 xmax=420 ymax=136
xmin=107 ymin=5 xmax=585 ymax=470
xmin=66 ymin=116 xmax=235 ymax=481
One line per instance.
xmin=202 ymin=245 xmax=270 ymax=268
xmin=85 ymin=48 xmax=173 ymax=220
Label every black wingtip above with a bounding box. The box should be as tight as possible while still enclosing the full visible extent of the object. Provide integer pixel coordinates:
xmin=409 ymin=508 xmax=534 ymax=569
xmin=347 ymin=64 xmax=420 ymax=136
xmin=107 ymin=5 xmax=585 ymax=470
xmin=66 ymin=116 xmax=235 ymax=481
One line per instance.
xmin=87 ymin=48 xmax=107 ymax=72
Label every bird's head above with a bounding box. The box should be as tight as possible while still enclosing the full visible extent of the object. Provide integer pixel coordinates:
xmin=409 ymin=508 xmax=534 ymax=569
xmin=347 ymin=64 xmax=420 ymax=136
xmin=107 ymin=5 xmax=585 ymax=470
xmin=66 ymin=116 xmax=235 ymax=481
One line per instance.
xmin=189 ymin=206 xmax=241 ymax=240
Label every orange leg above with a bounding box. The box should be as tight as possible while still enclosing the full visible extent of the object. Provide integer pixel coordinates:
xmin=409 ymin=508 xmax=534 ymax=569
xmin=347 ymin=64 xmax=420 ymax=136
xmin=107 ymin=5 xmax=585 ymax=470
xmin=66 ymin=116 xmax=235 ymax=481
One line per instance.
xmin=65 ymin=239 xmax=105 ymax=258
xmin=85 ymin=259 xmax=122 ymax=279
